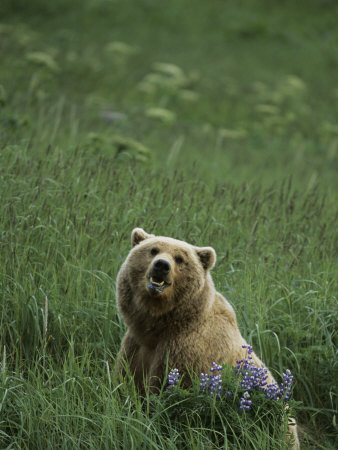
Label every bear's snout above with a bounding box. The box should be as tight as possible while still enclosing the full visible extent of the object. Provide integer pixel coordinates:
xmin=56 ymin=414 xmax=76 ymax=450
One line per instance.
xmin=147 ymin=258 xmax=172 ymax=295
xmin=153 ymin=259 xmax=171 ymax=276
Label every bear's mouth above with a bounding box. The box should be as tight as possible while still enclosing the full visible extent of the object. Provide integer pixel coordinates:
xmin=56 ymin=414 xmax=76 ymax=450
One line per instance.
xmin=147 ymin=275 xmax=171 ymax=294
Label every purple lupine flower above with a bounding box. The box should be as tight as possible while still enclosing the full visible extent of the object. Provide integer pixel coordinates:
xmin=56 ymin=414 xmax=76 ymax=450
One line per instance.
xmin=239 ymin=391 xmax=252 ymax=411
xmin=264 ymin=370 xmax=294 ymax=401
xmin=200 ymin=362 xmax=223 ymax=398
xmin=265 ymin=382 xmax=281 ymax=400
xmin=210 ymin=362 xmax=223 ymax=373
xmin=235 ymin=345 xmax=268 ymax=391
xmin=209 ymin=374 xmax=223 ymax=398
xmin=200 ymin=372 xmax=209 ymax=393
xmin=167 ymin=368 xmax=180 ymax=389
xmin=235 ymin=345 xmax=294 ymax=407
xmin=279 ymin=369 xmax=294 ymax=401
xmin=234 ymin=345 xmax=253 ymax=375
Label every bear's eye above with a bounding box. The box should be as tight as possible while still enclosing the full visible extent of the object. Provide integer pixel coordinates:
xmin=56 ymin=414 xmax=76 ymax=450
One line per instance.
xmin=175 ymin=256 xmax=184 ymax=264
xmin=150 ymin=248 xmax=159 ymax=256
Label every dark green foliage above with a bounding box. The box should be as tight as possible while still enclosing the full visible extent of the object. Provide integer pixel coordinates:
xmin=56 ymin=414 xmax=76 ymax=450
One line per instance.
xmin=150 ymin=365 xmax=297 ymax=449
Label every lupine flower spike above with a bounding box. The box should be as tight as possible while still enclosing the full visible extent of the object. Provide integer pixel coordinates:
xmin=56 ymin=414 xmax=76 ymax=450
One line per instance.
xmin=167 ymin=368 xmax=180 ymax=389
xmin=200 ymin=362 xmax=223 ymax=398
xmin=280 ymin=369 xmax=294 ymax=401
xmin=239 ymin=391 xmax=252 ymax=411
xmin=235 ymin=345 xmax=294 ymax=407
xmin=235 ymin=345 xmax=269 ymax=391
xmin=265 ymin=368 xmax=294 ymax=401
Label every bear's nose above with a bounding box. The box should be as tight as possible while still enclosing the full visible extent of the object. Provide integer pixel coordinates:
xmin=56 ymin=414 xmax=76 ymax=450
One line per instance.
xmin=153 ymin=259 xmax=171 ymax=275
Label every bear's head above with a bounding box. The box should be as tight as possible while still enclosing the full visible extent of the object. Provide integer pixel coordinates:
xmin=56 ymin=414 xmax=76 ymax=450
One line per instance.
xmin=119 ymin=228 xmax=216 ymax=318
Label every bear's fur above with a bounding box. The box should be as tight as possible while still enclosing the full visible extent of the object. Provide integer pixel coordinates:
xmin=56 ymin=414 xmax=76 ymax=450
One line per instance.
xmin=115 ymin=228 xmax=299 ymax=448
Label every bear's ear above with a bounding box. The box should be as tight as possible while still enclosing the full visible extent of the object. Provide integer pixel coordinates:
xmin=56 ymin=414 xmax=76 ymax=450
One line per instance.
xmin=131 ymin=228 xmax=153 ymax=247
xmin=196 ymin=246 xmax=216 ymax=271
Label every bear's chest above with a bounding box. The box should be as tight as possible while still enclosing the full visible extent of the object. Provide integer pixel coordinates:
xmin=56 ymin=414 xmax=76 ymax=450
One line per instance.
xmin=135 ymin=344 xmax=158 ymax=373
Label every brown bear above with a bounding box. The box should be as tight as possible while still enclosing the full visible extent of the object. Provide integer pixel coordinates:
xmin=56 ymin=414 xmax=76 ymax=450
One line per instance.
xmin=115 ymin=228 xmax=299 ymax=448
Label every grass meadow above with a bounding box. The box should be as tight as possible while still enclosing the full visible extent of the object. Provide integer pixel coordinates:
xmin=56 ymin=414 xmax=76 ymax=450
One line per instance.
xmin=0 ymin=0 xmax=337 ymax=448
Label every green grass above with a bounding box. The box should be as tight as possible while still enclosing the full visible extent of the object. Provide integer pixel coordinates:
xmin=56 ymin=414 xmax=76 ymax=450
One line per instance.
xmin=0 ymin=0 xmax=337 ymax=448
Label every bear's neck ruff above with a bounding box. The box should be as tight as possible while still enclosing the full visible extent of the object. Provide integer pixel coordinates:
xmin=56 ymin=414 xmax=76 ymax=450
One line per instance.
xmin=129 ymin=280 xmax=215 ymax=346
